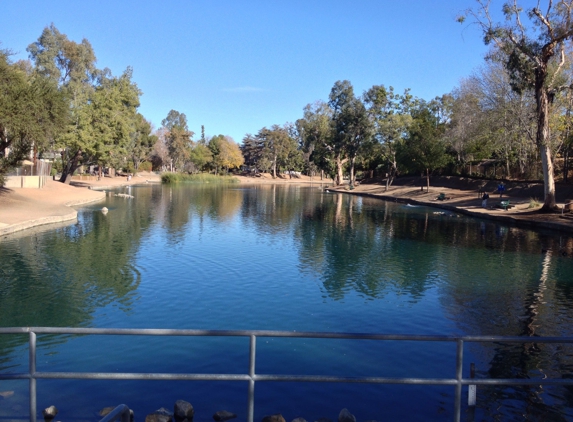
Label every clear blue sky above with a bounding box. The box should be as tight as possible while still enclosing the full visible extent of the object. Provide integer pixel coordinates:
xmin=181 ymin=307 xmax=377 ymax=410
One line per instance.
xmin=3 ymin=1 xmax=499 ymax=143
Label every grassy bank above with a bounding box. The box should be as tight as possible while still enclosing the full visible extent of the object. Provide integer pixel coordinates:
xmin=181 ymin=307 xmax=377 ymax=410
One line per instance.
xmin=161 ymin=173 xmax=240 ymax=184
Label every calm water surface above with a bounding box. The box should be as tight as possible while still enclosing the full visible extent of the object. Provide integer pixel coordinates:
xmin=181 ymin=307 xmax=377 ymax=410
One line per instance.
xmin=1 ymin=184 xmax=573 ymax=421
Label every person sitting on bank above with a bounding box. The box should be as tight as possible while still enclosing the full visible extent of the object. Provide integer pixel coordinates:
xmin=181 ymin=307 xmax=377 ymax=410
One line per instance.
xmin=482 ymin=192 xmax=489 ymax=208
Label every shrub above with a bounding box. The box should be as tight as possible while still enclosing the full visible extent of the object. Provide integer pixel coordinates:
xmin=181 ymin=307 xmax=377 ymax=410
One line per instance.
xmin=124 ymin=162 xmax=135 ymax=174
xmin=528 ymin=198 xmax=541 ymax=209
xmin=138 ymin=161 xmax=153 ymax=172
xmin=161 ymin=172 xmax=239 ymax=184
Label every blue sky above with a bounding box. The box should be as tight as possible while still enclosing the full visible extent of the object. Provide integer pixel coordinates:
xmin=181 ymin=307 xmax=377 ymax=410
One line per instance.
xmin=3 ymin=1 xmax=499 ymax=143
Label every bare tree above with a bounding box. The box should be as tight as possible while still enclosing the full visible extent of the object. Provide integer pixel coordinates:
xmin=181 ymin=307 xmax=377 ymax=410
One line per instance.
xmin=461 ymin=0 xmax=573 ymax=211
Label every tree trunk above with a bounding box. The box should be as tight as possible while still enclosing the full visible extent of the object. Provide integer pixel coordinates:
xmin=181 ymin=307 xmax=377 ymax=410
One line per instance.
xmin=335 ymin=154 xmax=345 ymax=186
xmin=564 ymin=148 xmax=570 ymax=184
xmin=426 ymin=168 xmax=430 ymax=193
xmin=59 ymin=150 xmax=82 ymax=184
xmin=349 ymin=156 xmax=355 ymax=188
xmin=385 ymin=157 xmax=397 ymax=192
xmin=535 ymin=70 xmax=557 ymax=211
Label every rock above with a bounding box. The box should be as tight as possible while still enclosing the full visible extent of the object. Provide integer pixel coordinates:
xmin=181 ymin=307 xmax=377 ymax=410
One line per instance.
xmin=174 ymin=400 xmax=194 ymax=421
xmin=291 ymin=418 xmax=308 ymax=422
xmin=314 ymin=419 xmax=332 ymax=422
xmin=338 ymin=409 xmax=355 ymax=422
xmin=42 ymin=406 xmax=58 ymax=420
xmin=99 ymin=406 xmax=134 ymax=422
xmin=213 ymin=410 xmax=237 ymax=421
xmin=262 ymin=415 xmax=286 ymax=422
xmin=146 ymin=407 xmax=173 ymax=422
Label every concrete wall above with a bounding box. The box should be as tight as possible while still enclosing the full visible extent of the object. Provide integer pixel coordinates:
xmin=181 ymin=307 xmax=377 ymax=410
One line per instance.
xmin=5 ymin=175 xmax=48 ymax=188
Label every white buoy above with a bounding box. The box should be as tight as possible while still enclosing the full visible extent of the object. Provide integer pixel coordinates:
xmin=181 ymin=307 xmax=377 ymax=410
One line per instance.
xmin=101 ymin=207 xmax=108 ymax=214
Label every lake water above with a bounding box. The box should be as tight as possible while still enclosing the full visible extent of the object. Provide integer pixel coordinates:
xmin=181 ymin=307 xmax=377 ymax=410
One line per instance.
xmin=1 ymin=183 xmax=573 ymax=421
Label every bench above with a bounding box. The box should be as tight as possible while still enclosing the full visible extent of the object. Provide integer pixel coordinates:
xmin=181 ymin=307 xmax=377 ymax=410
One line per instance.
xmin=500 ymin=200 xmax=511 ymax=210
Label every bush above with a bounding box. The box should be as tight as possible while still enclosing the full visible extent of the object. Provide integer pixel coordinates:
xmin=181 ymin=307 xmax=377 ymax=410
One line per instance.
xmin=138 ymin=161 xmax=153 ymax=172
xmin=161 ymin=172 xmax=239 ymax=184
xmin=124 ymin=162 xmax=135 ymax=174
xmin=528 ymin=198 xmax=541 ymax=209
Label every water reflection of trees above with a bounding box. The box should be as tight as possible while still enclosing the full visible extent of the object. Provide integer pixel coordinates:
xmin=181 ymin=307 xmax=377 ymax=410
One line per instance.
xmin=152 ymin=185 xmax=244 ymax=242
xmin=294 ymin=192 xmax=573 ymax=418
xmin=0 ymin=186 xmax=156 ymax=366
xmin=434 ymin=218 xmax=573 ymax=419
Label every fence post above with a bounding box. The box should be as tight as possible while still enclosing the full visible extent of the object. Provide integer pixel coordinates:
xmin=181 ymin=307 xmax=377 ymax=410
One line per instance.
xmin=29 ymin=331 xmax=37 ymax=422
xmin=468 ymin=363 xmax=476 ymax=406
xmin=247 ymin=335 xmax=256 ymax=422
xmin=454 ymin=339 xmax=463 ymax=422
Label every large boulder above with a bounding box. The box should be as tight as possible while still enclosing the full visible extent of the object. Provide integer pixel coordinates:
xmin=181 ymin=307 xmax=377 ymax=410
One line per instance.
xmin=42 ymin=406 xmax=58 ymax=420
xmin=261 ymin=415 xmax=286 ymax=422
xmin=213 ymin=410 xmax=237 ymax=421
xmin=338 ymin=409 xmax=356 ymax=422
xmin=174 ymin=400 xmax=194 ymax=422
xmin=98 ymin=406 xmax=134 ymax=422
xmin=146 ymin=407 xmax=173 ymax=422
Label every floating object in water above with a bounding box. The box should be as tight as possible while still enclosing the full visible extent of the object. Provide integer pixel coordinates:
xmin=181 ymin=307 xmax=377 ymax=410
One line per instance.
xmin=101 ymin=207 xmax=108 ymax=214
xmin=115 ymin=193 xmax=134 ymax=198
xmin=433 ymin=211 xmax=445 ymax=215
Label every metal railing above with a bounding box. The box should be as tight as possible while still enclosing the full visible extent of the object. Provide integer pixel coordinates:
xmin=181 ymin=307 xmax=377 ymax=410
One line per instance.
xmin=1 ymin=327 xmax=572 ymax=422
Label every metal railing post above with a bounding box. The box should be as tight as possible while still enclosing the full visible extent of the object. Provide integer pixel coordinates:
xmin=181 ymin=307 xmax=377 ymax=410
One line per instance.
xmin=247 ymin=335 xmax=256 ymax=422
xmin=454 ymin=339 xmax=463 ymax=422
xmin=29 ymin=331 xmax=37 ymax=422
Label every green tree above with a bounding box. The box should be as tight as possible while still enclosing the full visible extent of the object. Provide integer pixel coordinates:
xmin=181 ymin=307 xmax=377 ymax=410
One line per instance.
xmin=327 ymin=80 xmax=374 ymax=186
xmin=161 ymin=109 xmax=194 ymax=171
xmin=397 ymin=102 xmax=450 ymax=192
xmin=364 ymin=85 xmax=413 ymax=190
xmin=28 ymin=24 xmax=142 ymax=183
xmin=296 ymin=101 xmax=333 ymax=180
xmin=127 ymin=113 xmax=157 ymax=171
xmin=337 ymin=96 xmax=373 ymax=187
xmin=328 ymin=80 xmax=354 ymax=185
xmin=251 ymin=125 xmax=301 ymax=178
xmin=88 ymin=68 xmax=141 ymax=172
xmin=0 ymin=50 xmax=67 ymax=186
xmin=208 ymin=134 xmax=225 ymax=174
xmin=28 ymin=24 xmax=98 ymax=183
xmin=188 ymin=143 xmax=212 ymax=172
xmin=241 ymin=133 xmax=263 ymax=172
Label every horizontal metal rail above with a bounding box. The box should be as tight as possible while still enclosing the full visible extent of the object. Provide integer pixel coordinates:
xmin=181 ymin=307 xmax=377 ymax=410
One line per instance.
xmin=1 ymin=327 xmax=572 ymax=422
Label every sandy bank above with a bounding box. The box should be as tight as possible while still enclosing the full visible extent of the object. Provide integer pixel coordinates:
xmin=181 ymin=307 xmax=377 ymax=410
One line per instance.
xmin=328 ymin=180 xmax=573 ymax=234
xmin=0 ymin=172 xmax=161 ymax=237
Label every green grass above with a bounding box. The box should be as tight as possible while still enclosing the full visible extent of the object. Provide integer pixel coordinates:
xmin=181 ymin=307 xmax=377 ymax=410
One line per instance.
xmin=161 ymin=172 xmax=239 ymax=184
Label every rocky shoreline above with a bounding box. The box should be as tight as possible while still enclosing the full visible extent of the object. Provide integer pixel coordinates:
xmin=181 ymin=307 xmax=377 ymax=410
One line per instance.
xmin=39 ymin=401 xmax=370 ymax=422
